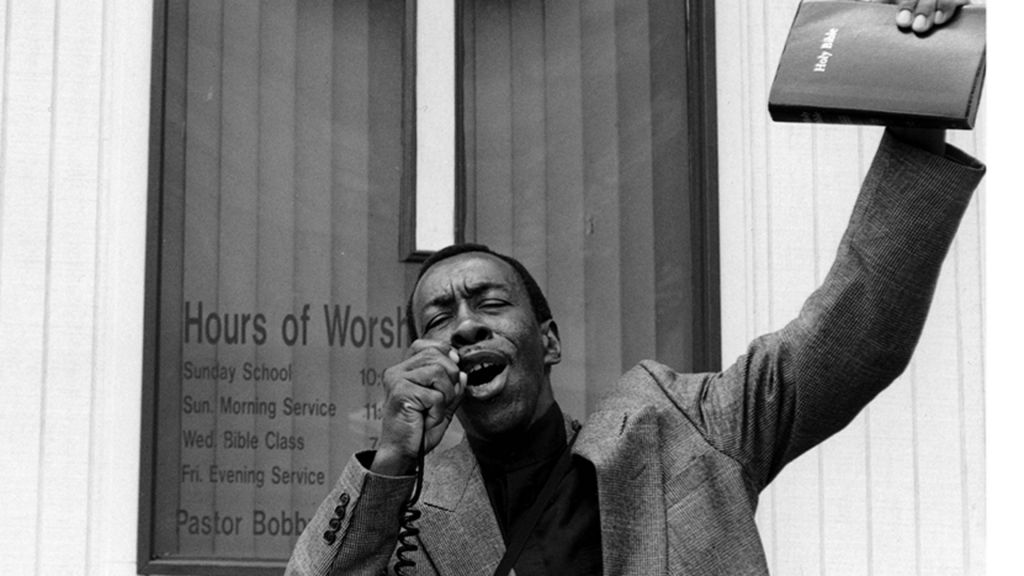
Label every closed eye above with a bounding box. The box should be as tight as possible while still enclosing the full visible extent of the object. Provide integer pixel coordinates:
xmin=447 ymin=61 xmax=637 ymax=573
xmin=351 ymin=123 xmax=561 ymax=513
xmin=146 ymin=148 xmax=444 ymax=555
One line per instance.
xmin=479 ymin=299 xmax=509 ymax=310
xmin=423 ymin=313 xmax=451 ymax=333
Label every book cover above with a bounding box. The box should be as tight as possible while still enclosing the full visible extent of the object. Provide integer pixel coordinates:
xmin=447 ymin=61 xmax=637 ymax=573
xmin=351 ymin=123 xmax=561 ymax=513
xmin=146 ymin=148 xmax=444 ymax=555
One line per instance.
xmin=769 ymin=0 xmax=986 ymax=129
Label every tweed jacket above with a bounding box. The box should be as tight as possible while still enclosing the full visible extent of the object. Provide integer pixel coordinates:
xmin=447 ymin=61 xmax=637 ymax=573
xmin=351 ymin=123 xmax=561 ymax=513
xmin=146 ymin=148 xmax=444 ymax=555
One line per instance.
xmin=286 ymin=132 xmax=984 ymax=575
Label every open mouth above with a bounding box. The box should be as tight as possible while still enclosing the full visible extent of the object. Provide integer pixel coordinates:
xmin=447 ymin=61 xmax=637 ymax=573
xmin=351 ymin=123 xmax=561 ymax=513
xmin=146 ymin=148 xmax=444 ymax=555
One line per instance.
xmin=459 ymin=349 xmax=510 ymax=395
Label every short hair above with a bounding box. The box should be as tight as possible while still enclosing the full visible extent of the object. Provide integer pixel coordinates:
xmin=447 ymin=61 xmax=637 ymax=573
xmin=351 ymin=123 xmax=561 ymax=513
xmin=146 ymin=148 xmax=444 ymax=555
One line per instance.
xmin=405 ymin=243 xmax=554 ymax=340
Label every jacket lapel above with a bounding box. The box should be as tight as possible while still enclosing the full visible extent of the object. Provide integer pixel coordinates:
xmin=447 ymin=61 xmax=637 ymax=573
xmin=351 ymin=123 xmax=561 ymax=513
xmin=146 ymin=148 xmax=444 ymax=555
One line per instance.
xmin=575 ymin=407 xmax=667 ymax=576
xmin=418 ymin=439 xmax=506 ymax=576
xmin=414 ymin=410 xmax=668 ymax=576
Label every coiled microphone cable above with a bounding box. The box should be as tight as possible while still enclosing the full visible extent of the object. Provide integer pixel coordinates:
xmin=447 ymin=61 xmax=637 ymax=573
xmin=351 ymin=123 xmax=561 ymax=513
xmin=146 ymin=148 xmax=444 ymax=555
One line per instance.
xmin=394 ymin=425 xmax=427 ymax=576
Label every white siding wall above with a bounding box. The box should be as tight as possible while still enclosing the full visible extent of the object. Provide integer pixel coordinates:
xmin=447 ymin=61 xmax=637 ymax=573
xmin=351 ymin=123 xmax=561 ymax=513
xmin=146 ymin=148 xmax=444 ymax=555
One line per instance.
xmin=716 ymin=2 xmax=986 ymax=575
xmin=0 ymin=0 xmax=152 ymax=574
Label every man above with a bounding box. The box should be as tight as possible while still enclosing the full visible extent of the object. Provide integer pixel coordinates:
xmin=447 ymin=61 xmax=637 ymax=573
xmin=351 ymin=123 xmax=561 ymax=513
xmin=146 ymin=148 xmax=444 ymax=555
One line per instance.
xmin=287 ymin=1 xmax=985 ymax=574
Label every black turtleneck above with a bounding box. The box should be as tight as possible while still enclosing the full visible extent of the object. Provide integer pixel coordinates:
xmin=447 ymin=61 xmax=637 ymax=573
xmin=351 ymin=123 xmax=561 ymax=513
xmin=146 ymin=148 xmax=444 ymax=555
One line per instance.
xmin=467 ymin=403 xmax=603 ymax=575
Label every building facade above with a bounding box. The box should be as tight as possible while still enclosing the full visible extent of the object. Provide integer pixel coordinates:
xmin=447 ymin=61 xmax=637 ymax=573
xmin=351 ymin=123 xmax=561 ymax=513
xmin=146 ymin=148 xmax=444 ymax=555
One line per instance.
xmin=0 ymin=1 xmax=987 ymax=574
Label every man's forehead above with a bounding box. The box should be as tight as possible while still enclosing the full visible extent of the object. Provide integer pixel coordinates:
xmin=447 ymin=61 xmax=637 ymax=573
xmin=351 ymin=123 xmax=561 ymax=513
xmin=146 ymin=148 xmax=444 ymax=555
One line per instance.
xmin=413 ymin=252 xmax=524 ymax=304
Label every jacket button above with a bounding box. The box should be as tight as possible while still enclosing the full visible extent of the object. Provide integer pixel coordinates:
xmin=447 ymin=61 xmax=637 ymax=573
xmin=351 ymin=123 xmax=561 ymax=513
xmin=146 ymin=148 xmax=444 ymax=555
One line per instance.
xmin=334 ymin=504 xmax=347 ymax=519
xmin=323 ymin=530 xmax=337 ymax=545
xmin=339 ymin=492 xmax=351 ymax=506
xmin=329 ymin=518 xmax=341 ymax=530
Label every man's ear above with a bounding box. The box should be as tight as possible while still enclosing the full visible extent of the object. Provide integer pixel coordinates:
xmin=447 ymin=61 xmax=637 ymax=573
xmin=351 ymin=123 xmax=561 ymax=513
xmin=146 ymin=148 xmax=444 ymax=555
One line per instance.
xmin=540 ymin=319 xmax=562 ymax=366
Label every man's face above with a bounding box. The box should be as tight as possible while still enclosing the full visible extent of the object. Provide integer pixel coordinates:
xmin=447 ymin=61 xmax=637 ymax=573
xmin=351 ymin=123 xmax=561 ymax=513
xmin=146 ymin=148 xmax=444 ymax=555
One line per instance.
xmin=411 ymin=252 xmax=561 ymax=439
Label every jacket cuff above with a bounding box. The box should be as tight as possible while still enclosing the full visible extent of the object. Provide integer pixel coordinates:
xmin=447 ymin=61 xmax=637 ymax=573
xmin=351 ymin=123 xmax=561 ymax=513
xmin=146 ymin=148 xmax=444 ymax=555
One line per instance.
xmin=286 ymin=451 xmax=415 ymax=576
xmin=333 ymin=450 xmax=416 ymax=543
xmin=880 ymin=128 xmax=986 ymax=202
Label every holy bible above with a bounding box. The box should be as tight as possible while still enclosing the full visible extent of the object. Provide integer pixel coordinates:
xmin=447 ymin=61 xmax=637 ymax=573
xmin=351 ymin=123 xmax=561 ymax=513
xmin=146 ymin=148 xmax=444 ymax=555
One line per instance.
xmin=769 ymin=0 xmax=986 ymax=129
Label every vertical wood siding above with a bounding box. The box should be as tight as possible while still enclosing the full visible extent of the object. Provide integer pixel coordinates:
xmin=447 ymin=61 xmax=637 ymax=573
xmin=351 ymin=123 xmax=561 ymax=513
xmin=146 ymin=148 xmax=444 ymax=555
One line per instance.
xmin=0 ymin=0 xmax=153 ymax=574
xmin=716 ymin=2 xmax=986 ymax=574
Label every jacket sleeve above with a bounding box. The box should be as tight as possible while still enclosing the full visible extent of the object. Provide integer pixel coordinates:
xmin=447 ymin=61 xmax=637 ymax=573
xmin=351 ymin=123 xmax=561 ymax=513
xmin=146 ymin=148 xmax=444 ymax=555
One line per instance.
xmin=285 ymin=451 xmax=415 ymax=576
xmin=667 ymin=129 xmax=985 ymax=491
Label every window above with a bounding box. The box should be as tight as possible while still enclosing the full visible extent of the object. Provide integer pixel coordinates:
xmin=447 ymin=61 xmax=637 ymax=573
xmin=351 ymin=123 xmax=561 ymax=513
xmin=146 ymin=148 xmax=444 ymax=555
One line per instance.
xmin=140 ymin=1 xmax=419 ymax=572
xmin=139 ymin=0 xmax=717 ymax=572
xmin=456 ymin=0 xmax=720 ymax=409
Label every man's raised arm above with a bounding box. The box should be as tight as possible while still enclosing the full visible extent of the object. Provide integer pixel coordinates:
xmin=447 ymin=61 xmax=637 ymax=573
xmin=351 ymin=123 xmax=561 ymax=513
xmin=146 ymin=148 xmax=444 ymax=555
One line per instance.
xmin=690 ymin=126 xmax=984 ymax=490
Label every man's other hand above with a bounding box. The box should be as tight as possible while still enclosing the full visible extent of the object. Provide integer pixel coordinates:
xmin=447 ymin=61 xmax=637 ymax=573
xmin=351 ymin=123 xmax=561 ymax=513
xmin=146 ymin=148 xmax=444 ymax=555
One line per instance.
xmin=890 ymin=0 xmax=971 ymax=33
